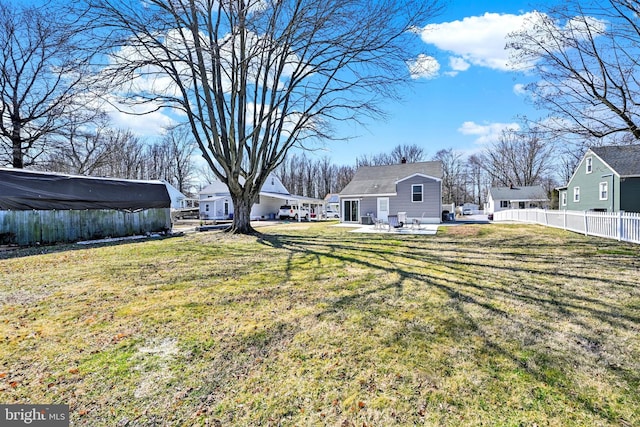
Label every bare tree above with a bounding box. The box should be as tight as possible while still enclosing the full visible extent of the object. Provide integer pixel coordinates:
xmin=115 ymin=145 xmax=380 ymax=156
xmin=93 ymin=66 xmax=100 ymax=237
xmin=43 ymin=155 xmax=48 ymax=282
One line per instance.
xmin=466 ymin=154 xmax=489 ymax=206
xmin=96 ymin=129 xmax=146 ymax=179
xmin=317 ymin=156 xmax=334 ymax=198
xmin=508 ymin=0 xmax=640 ymax=144
xmin=356 ymin=143 xmax=427 ymax=166
xmin=39 ymin=112 xmax=114 ymax=175
xmin=0 ymin=1 xmax=100 ymax=168
xmin=87 ymin=0 xmax=442 ymax=233
xmin=390 ymin=144 xmax=428 ymax=163
xmin=334 ymin=164 xmax=356 ymax=194
xmin=432 ymin=148 xmax=464 ymax=205
xmin=147 ymin=127 xmax=198 ymax=193
xmin=479 ymin=128 xmax=554 ymax=188
xmin=166 ymin=127 xmax=198 ymax=194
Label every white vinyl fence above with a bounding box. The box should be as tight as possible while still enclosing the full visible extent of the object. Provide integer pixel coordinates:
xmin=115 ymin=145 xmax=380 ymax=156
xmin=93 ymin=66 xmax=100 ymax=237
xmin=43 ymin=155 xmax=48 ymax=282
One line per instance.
xmin=493 ymin=209 xmax=640 ymax=244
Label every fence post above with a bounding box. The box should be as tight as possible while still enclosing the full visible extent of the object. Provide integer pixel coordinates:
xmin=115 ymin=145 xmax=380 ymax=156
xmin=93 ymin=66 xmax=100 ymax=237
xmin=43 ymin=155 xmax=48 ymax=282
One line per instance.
xmin=617 ymin=211 xmax=623 ymax=241
xmin=583 ymin=211 xmax=588 ymax=236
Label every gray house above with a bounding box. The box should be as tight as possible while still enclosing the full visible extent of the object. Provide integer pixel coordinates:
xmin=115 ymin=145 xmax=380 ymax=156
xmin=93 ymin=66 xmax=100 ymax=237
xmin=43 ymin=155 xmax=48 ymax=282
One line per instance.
xmin=558 ymin=145 xmax=640 ymax=212
xmin=338 ymin=161 xmax=443 ymax=224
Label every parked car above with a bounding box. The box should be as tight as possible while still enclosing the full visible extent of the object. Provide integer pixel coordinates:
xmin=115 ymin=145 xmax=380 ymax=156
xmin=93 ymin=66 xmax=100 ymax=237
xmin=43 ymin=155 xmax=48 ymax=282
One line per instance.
xmin=278 ymin=205 xmax=310 ymax=220
xmin=325 ymin=208 xmax=340 ymax=218
xmin=462 ymin=208 xmax=472 ymax=215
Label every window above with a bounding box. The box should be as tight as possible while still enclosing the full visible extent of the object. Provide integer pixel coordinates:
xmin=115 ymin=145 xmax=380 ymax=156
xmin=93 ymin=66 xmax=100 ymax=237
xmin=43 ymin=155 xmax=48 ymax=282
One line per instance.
xmin=561 ymin=192 xmax=567 ymax=206
xmin=585 ymin=157 xmax=592 ymax=174
xmin=500 ymin=200 xmax=509 ymax=208
xmin=599 ymin=182 xmax=608 ymax=200
xmin=411 ymin=184 xmax=423 ymax=202
xmin=573 ymin=187 xmax=580 ymax=202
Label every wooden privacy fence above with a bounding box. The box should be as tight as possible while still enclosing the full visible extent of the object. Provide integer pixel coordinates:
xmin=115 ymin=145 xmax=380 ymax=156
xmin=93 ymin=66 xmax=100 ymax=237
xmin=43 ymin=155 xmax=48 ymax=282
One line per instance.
xmin=494 ymin=209 xmax=640 ymax=244
xmin=0 ymin=208 xmax=172 ymax=246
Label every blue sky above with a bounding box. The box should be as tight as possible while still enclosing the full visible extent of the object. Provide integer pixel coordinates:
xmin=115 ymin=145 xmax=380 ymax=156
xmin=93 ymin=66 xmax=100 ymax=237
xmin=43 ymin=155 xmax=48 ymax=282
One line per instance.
xmin=314 ymin=0 xmax=548 ymax=166
xmin=101 ymin=0 xmax=554 ymax=167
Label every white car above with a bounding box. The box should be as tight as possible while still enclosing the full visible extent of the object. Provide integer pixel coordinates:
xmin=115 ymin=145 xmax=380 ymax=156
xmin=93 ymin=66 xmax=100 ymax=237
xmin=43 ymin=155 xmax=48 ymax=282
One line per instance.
xmin=325 ymin=208 xmax=340 ymax=218
xmin=278 ymin=205 xmax=310 ymax=220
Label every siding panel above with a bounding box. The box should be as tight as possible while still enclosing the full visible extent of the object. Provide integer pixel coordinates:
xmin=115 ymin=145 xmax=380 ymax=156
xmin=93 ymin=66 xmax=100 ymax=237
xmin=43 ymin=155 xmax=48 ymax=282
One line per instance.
xmin=392 ymin=176 xmax=441 ymax=219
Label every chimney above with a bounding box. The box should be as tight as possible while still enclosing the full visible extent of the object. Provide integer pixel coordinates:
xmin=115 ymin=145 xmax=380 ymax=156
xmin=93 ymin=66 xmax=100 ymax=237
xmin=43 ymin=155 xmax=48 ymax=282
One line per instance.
xmin=509 ymin=182 xmax=514 ymax=189
xmin=401 ymin=157 xmax=407 ymax=164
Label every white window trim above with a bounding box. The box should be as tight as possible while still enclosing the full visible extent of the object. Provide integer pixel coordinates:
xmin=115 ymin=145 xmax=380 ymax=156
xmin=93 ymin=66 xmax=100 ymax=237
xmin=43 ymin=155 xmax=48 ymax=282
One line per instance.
xmin=411 ymin=184 xmax=423 ymax=203
xmin=573 ymin=186 xmax=580 ymax=202
xmin=585 ymin=157 xmax=593 ymax=174
xmin=599 ymin=182 xmax=608 ymax=201
xmin=561 ymin=192 xmax=567 ymax=206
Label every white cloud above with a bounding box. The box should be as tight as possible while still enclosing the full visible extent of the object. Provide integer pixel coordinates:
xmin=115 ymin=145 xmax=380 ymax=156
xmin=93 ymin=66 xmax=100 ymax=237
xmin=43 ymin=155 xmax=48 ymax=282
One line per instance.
xmin=418 ymin=12 xmax=542 ymax=73
xmin=449 ymin=57 xmax=470 ymax=72
xmin=90 ymin=95 xmax=177 ymax=136
xmin=407 ymin=54 xmax=440 ymax=79
xmin=513 ymin=83 xmax=527 ymax=95
xmin=108 ymin=108 xmax=176 ymax=136
xmin=565 ymin=15 xmax=606 ymax=37
xmin=458 ymin=121 xmax=520 ymax=144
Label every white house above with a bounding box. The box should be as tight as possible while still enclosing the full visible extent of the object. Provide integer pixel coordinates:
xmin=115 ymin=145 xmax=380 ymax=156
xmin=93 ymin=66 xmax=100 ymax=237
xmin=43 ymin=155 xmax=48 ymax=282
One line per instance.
xmin=199 ymin=173 xmax=324 ymax=221
xmin=485 ymin=185 xmax=549 ymax=214
xmin=162 ymin=181 xmax=192 ymax=210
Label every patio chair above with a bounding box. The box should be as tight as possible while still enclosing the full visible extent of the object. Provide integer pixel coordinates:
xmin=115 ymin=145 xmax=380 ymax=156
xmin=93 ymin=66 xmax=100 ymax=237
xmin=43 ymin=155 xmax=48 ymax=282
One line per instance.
xmin=397 ymin=212 xmax=407 ymax=227
xmin=411 ymin=212 xmax=426 ymax=229
xmin=369 ymin=215 xmax=382 ymax=229
xmin=387 ymin=214 xmax=401 ymax=231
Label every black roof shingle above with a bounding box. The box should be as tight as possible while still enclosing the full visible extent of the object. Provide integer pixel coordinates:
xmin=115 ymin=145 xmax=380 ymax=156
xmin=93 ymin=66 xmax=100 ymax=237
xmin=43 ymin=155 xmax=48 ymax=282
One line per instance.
xmin=590 ymin=145 xmax=640 ymax=176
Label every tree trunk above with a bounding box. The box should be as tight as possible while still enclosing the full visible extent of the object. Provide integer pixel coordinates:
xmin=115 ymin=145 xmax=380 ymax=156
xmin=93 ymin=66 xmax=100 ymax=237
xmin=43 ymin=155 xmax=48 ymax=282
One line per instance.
xmin=228 ymin=194 xmax=256 ymax=234
xmin=12 ymin=123 xmax=23 ymax=169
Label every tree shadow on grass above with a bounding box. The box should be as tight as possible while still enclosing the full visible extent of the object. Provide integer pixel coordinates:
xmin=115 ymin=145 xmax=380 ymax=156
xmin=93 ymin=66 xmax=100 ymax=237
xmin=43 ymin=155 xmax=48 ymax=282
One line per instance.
xmin=0 ymin=234 xmax=180 ymax=260
xmin=256 ymin=230 xmax=640 ymax=424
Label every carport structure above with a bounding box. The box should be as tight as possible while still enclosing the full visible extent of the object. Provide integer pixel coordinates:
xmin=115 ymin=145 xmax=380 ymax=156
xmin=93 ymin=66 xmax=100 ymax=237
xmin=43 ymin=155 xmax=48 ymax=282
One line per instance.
xmin=198 ymin=173 xmax=327 ymax=221
xmin=283 ymin=195 xmax=327 ymax=221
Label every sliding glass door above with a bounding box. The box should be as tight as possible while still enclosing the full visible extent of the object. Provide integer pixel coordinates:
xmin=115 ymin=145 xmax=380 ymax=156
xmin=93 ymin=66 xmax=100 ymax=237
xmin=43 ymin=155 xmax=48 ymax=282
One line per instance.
xmin=342 ymin=199 xmax=359 ymax=222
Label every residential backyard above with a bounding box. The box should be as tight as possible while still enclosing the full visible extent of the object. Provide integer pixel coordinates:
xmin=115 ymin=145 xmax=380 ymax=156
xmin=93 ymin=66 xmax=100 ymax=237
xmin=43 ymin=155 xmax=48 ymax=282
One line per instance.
xmin=0 ymin=222 xmax=639 ymax=426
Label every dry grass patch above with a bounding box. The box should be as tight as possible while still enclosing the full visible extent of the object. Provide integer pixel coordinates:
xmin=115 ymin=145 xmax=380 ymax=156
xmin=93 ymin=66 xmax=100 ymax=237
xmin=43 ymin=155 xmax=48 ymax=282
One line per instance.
xmin=1 ymin=222 xmax=639 ymax=426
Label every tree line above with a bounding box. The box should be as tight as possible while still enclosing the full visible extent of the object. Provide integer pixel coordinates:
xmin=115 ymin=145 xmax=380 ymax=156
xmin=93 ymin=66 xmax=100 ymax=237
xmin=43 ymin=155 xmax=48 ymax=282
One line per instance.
xmin=2 ymin=0 xmax=640 ymax=232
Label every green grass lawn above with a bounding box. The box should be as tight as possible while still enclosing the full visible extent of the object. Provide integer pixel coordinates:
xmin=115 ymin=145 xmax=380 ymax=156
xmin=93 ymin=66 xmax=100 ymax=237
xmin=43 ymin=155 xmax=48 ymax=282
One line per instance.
xmin=1 ymin=222 xmax=639 ymax=426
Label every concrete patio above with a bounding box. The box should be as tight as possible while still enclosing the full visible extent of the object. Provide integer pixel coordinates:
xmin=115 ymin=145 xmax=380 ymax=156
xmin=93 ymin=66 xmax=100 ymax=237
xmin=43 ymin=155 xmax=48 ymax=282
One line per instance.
xmin=332 ymin=222 xmax=440 ymax=235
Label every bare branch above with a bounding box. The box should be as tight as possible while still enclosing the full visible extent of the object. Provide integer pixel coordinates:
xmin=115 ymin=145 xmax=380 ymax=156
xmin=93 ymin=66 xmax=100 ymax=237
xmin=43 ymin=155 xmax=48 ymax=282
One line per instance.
xmin=508 ymin=0 xmax=640 ymax=145
xmin=87 ymin=0 xmax=442 ymax=233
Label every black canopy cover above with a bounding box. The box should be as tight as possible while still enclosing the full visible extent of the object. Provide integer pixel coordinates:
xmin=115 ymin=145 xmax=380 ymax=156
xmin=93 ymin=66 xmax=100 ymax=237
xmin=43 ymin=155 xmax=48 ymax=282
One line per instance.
xmin=0 ymin=168 xmax=171 ymax=211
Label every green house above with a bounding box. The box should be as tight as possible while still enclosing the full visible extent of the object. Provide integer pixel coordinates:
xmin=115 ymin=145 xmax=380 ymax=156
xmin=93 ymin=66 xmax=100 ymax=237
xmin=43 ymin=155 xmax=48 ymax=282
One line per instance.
xmin=558 ymin=145 xmax=640 ymax=213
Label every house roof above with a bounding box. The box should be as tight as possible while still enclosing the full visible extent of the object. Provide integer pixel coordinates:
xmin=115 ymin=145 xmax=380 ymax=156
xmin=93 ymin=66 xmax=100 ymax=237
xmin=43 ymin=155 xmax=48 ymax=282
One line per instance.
xmin=590 ymin=145 xmax=640 ymax=176
xmin=324 ymin=193 xmax=340 ymax=203
xmin=200 ymin=173 xmax=290 ymax=196
xmin=489 ymin=185 xmax=548 ymax=201
xmin=339 ymin=161 xmax=443 ymax=197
